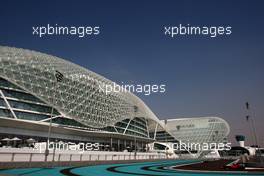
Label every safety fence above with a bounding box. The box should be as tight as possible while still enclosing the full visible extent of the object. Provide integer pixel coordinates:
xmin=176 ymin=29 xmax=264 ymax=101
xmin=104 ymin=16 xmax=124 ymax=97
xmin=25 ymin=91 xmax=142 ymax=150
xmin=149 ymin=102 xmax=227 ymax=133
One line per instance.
xmin=0 ymin=152 xmax=167 ymax=162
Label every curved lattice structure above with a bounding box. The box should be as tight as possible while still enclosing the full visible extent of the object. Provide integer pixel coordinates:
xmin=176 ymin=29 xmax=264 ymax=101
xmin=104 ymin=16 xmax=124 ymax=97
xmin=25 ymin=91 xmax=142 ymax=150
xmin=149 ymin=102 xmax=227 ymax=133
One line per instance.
xmin=0 ymin=46 xmax=163 ymax=131
xmin=0 ymin=46 xmax=230 ymax=150
xmin=165 ymin=117 xmax=230 ymax=145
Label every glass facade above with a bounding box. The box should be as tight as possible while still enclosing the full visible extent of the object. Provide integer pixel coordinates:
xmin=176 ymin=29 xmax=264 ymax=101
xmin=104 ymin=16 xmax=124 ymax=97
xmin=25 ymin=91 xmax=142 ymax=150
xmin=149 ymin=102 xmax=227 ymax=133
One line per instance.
xmin=0 ymin=46 xmax=230 ymax=149
xmin=0 ymin=76 xmax=155 ymax=139
xmin=165 ymin=117 xmax=230 ymax=145
xmin=0 ymin=46 xmax=163 ymax=131
xmin=151 ymin=131 xmax=178 ymax=142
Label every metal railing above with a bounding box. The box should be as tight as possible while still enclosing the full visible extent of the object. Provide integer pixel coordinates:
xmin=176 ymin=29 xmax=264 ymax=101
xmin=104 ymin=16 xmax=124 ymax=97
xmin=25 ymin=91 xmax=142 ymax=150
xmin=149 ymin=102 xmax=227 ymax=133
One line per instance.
xmin=0 ymin=152 xmax=167 ymax=162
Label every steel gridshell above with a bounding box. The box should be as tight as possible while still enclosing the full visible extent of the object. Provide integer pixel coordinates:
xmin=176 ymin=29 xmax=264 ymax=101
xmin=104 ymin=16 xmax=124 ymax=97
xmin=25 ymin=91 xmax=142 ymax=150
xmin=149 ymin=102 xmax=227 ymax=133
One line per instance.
xmin=165 ymin=117 xmax=230 ymax=145
xmin=0 ymin=46 xmax=162 ymax=128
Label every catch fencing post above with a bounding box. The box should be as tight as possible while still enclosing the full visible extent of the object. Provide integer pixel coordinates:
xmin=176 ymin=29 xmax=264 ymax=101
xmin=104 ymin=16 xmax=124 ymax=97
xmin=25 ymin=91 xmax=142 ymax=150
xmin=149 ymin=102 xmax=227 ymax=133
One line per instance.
xmin=29 ymin=153 xmax=33 ymax=162
xmin=11 ymin=153 xmax=15 ymax=162
xmin=58 ymin=154 xmax=61 ymax=161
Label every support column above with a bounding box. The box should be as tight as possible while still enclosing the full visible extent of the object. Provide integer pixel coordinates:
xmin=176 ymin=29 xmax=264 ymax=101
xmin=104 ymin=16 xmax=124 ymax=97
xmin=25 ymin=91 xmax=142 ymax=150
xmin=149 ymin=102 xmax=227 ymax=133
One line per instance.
xmin=130 ymin=140 xmax=132 ymax=150
xmin=134 ymin=138 xmax=137 ymax=159
xmin=110 ymin=137 xmax=113 ymax=151
xmin=154 ymin=122 xmax=158 ymax=140
xmin=134 ymin=138 xmax=137 ymax=151
xmin=117 ymin=139 xmax=120 ymax=152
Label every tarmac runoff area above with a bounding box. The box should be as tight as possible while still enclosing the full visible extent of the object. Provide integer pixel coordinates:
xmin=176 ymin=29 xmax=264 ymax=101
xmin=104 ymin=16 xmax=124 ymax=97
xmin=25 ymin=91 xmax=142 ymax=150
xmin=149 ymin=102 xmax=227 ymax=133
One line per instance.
xmin=1 ymin=159 xmax=264 ymax=176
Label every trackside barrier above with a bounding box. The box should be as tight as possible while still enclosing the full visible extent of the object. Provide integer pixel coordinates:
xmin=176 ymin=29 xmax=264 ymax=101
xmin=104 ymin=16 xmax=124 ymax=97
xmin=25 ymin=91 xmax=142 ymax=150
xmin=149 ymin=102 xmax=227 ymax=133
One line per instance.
xmin=0 ymin=152 xmax=167 ymax=162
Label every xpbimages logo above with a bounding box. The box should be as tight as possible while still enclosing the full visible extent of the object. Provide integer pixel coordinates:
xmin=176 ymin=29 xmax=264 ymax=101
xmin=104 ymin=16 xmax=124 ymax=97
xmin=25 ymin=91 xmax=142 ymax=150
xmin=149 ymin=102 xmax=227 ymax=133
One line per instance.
xmin=33 ymin=141 xmax=101 ymax=153
xmin=56 ymin=73 xmax=166 ymax=96
xmin=173 ymin=141 xmax=232 ymax=151
xmin=32 ymin=24 xmax=100 ymax=38
xmin=98 ymin=82 xmax=166 ymax=96
xmin=164 ymin=24 xmax=232 ymax=38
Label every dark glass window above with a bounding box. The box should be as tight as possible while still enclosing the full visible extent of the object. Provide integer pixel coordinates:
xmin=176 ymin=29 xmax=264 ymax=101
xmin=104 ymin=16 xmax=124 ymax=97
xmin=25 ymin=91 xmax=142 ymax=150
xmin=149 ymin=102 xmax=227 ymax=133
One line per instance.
xmin=0 ymin=98 xmax=6 ymax=107
xmin=15 ymin=111 xmax=49 ymax=121
xmin=9 ymin=100 xmax=52 ymax=114
xmin=2 ymin=89 xmax=44 ymax=103
xmin=0 ymin=109 xmax=13 ymax=118
xmin=51 ymin=117 xmax=87 ymax=128
xmin=0 ymin=78 xmax=22 ymax=90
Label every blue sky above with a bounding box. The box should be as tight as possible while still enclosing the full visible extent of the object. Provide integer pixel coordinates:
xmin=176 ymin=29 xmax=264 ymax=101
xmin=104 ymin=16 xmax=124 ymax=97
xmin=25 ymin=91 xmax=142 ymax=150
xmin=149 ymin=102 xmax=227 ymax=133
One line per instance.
xmin=1 ymin=0 xmax=264 ymax=145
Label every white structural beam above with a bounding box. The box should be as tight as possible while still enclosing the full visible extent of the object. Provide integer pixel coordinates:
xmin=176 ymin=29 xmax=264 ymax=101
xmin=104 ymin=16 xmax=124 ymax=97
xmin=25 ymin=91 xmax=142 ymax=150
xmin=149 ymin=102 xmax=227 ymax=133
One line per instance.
xmin=144 ymin=117 xmax=150 ymax=138
xmin=0 ymin=89 xmax=17 ymax=119
xmin=123 ymin=117 xmax=133 ymax=135
xmin=39 ymin=115 xmax=62 ymax=122
xmin=153 ymin=122 xmax=158 ymax=140
xmin=113 ymin=126 xmax=119 ymax=133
